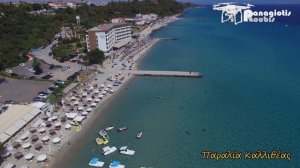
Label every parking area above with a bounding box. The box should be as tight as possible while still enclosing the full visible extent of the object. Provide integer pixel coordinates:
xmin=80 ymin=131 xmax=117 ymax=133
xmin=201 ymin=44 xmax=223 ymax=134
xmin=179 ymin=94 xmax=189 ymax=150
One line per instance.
xmin=0 ymin=77 xmax=52 ymax=103
xmin=10 ymin=60 xmax=51 ymax=79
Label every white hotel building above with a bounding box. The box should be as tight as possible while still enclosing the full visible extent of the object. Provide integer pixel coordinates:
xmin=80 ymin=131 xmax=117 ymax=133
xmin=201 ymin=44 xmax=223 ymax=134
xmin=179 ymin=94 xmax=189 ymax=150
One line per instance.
xmin=86 ymin=22 xmax=131 ymax=53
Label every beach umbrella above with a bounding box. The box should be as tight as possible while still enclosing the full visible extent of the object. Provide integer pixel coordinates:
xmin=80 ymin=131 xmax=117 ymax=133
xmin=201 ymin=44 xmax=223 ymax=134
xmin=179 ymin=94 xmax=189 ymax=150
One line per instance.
xmin=82 ymin=93 xmax=87 ymax=97
xmin=24 ymin=153 xmax=34 ymax=160
xmin=29 ymin=127 xmax=36 ymax=133
xmin=87 ymin=108 xmax=92 ymax=112
xmin=37 ymin=154 xmax=47 ymax=162
xmin=91 ymin=103 xmax=97 ymax=107
xmin=22 ymin=142 xmax=31 ymax=149
xmin=98 ymin=95 xmax=104 ymax=99
xmin=95 ymin=98 xmax=100 ymax=102
xmin=107 ymin=84 xmax=112 ymax=88
xmin=41 ymin=136 xmax=50 ymax=142
xmin=74 ymin=101 xmax=80 ymax=105
xmin=70 ymin=96 xmax=76 ymax=101
xmin=31 ymin=134 xmax=39 ymax=142
xmin=102 ymin=91 xmax=107 ymax=95
xmin=38 ymin=127 xmax=46 ymax=133
xmin=65 ymin=123 xmax=72 ymax=129
xmin=82 ymin=111 xmax=88 ymax=116
xmin=89 ymin=86 xmax=94 ymax=90
xmin=45 ymin=121 xmax=52 ymax=127
xmin=34 ymin=143 xmax=43 ymax=150
xmin=52 ymin=137 xmax=61 ymax=144
xmin=12 ymin=141 xmax=21 ymax=148
xmin=94 ymin=90 xmax=99 ymax=94
xmin=14 ymin=152 xmax=23 ymax=159
xmin=87 ymin=98 xmax=92 ymax=102
xmin=109 ymin=89 xmax=114 ymax=93
xmin=49 ymin=129 xmax=56 ymax=135
xmin=77 ymin=107 xmax=84 ymax=111
xmin=104 ymin=88 xmax=109 ymax=91
xmin=100 ymin=84 xmax=105 ymax=88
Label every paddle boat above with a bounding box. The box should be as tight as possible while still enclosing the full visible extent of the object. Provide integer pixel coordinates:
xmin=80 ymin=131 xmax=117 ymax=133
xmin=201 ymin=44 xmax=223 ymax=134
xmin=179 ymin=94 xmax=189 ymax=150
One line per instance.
xmin=88 ymin=157 xmax=104 ymax=167
xmin=119 ymin=146 xmax=135 ymax=155
xmin=102 ymin=146 xmax=117 ymax=156
xmin=98 ymin=130 xmax=109 ymax=139
xmin=109 ymin=161 xmax=125 ymax=168
xmin=136 ymin=132 xmax=143 ymax=139
xmin=96 ymin=138 xmax=109 ymax=145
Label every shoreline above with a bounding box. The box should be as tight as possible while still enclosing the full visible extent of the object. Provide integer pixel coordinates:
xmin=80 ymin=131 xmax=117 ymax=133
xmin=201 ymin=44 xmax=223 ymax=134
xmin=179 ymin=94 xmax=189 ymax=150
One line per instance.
xmin=49 ymin=14 xmax=179 ymax=168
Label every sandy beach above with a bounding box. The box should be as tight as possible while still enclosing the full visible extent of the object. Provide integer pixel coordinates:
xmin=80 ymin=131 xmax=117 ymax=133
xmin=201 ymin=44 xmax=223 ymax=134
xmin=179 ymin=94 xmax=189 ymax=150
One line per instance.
xmin=0 ymin=14 xmax=179 ymax=168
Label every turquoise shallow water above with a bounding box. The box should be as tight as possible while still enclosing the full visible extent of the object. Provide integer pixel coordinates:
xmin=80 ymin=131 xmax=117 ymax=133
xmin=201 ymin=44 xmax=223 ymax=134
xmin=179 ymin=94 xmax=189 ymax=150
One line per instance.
xmin=61 ymin=6 xmax=300 ymax=168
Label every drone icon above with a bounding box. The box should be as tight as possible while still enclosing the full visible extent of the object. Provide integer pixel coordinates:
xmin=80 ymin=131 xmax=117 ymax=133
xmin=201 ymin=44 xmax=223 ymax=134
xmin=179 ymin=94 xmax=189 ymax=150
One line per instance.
xmin=213 ymin=2 xmax=254 ymax=25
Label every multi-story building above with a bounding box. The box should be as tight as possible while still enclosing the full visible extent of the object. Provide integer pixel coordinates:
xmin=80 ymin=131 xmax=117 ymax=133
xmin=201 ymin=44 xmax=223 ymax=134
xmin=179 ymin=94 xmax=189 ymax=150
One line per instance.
xmin=86 ymin=22 xmax=131 ymax=53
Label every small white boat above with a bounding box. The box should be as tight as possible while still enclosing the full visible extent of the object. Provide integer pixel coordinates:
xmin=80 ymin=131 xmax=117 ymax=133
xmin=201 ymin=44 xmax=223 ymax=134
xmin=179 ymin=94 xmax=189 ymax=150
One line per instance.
xmin=102 ymin=146 xmax=117 ymax=156
xmin=89 ymin=158 xmax=104 ymax=167
xmin=136 ymin=132 xmax=143 ymax=139
xmin=105 ymin=127 xmax=114 ymax=131
xmin=117 ymin=127 xmax=127 ymax=132
xmin=109 ymin=161 xmax=125 ymax=168
xmin=119 ymin=146 xmax=135 ymax=155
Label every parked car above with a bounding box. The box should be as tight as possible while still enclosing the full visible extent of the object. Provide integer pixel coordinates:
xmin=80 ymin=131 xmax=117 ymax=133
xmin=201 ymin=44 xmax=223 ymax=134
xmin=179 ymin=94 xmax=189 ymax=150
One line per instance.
xmin=19 ymin=63 xmax=26 ymax=67
xmin=4 ymin=100 xmax=14 ymax=104
xmin=5 ymin=69 xmax=12 ymax=74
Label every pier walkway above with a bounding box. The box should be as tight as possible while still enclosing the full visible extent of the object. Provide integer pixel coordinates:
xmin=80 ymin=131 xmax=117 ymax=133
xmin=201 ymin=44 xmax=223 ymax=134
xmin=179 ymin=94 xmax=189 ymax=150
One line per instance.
xmin=126 ymin=70 xmax=201 ymax=78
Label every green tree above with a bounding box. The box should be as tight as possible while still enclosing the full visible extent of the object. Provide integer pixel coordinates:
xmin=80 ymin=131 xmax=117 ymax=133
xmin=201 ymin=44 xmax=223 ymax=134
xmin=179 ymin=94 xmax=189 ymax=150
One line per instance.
xmin=32 ymin=59 xmax=43 ymax=74
xmin=86 ymin=49 xmax=105 ymax=64
xmin=0 ymin=142 xmax=5 ymax=155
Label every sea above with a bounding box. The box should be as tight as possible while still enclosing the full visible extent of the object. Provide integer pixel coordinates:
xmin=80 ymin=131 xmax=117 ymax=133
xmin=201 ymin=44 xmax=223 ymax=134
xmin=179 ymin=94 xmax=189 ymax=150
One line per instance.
xmin=59 ymin=5 xmax=300 ymax=168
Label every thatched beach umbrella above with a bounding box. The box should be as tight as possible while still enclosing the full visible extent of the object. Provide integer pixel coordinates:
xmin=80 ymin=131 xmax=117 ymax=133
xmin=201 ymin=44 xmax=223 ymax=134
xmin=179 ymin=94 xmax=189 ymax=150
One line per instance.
xmin=29 ymin=127 xmax=36 ymax=133
xmin=37 ymin=154 xmax=47 ymax=162
xmin=49 ymin=129 xmax=56 ymax=135
xmin=12 ymin=141 xmax=21 ymax=148
xmin=77 ymin=107 xmax=84 ymax=111
xmin=86 ymin=97 xmax=92 ymax=102
xmin=38 ymin=127 xmax=46 ymax=133
xmin=65 ymin=123 xmax=72 ymax=130
xmin=22 ymin=142 xmax=31 ymax=149
xmin=24 ymin=153 xmax=34 ymax=160
xmin=34 ymin=143 xmax=43 ymax=150
xmin=51 ymin=137 xmax=61 ymax=144
xmin=14 ymin=152 xmax=23 ymax=159
xmin=31 ymin=134 xmax=39 ymax=142
xmin=87 ymin=108 xmax=92 ymax=112
xmin=41 ymin=136 xmax=50 ymax=142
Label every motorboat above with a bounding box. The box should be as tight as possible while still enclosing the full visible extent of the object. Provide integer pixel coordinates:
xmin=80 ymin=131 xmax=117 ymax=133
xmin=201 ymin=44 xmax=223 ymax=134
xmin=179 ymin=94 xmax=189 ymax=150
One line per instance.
xmin=102 ymin=146 xmax=117 ymax=156
xmin=105 ymin=126 xmax=114 ymax=131
xmin=109 ymin=161 xmax=125 ymax=168
xmin=117 ymin=127 xmax=127 ymax=132
xmin=119 ymin=146 xmax=135 ymax=155
xmin=88 ymin=157 xmax=104 ymax=167
xmin=136 ymin=132 xmax=143 ymax=139
xmin=96 ymin=138 xmax=109 ymax=145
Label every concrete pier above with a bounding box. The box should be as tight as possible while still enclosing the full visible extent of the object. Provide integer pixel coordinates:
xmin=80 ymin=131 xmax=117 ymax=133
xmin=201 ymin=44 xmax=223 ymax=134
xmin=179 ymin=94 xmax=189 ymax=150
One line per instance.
xmin=129 ymin=70 xmax=201 ymax=78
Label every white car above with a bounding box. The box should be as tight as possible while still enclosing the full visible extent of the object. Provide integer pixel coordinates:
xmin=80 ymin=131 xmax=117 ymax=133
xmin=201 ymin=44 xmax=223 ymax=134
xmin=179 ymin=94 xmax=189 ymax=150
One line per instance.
xmin=19 ymin=63 xmax=26 ymax=67
xmin=28 ymin=69 xmax=35 ymax=73
xmin=5 ymin=69 xmax=12 ymax=74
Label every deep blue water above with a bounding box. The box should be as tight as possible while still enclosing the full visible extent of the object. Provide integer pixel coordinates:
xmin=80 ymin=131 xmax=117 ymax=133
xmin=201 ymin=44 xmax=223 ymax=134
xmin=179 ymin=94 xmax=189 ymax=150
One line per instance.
xmin=61 ymin=5 xmax=300 ymax=168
